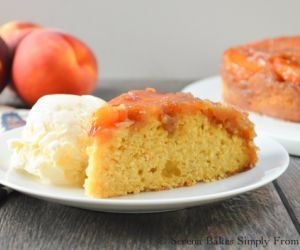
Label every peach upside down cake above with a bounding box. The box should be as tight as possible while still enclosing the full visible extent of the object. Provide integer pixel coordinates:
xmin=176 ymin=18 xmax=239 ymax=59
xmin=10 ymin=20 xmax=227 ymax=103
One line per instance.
xmin=222 ymin=36 xmax=300 ymax=122
xmin=85 ymin=89 xmax=257 ymax=198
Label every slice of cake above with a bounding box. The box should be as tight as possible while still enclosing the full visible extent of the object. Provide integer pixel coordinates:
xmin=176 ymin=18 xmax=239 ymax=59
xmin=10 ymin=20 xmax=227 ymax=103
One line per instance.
xmin=85 ymin=88 xmax=257 ymax=198
xmin=222 ymin=36 xmax=300 ymax=122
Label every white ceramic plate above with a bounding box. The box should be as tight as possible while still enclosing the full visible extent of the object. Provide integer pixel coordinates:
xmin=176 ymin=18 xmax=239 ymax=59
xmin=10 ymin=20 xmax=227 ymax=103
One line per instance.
xmin=182 ymin=76 xmax=300 ymax=156
xmin=0 ymin=127 xmax=289 ymax=213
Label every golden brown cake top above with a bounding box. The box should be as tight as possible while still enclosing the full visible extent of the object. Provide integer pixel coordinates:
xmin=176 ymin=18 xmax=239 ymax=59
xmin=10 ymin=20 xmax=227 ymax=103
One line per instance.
xmin=223 ymin=36 xmax=300 ymax=85
xmin=89 ymin=88 xmax=256 ymax=142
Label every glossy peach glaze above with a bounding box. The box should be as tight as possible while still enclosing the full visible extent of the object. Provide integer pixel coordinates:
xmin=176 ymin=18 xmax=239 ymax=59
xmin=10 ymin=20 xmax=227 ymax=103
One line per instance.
xmin=223 ymin=36 xmax=300 ymax=85
xmin=89 ymin=89 xmax=256 ymax=143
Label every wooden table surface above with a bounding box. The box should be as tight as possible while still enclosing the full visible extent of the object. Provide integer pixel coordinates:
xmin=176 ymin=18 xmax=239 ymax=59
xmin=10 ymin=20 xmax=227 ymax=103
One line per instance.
xmin=0 ymin=80 xmax=299 ymax=250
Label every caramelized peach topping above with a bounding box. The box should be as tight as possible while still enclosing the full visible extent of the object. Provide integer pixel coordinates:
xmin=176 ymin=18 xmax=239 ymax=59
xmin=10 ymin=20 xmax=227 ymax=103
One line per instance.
xmin=224 ymin=36 xmax=300 ymax=85
xmin=272 ymin=55 xmax=300 ymax=85
xmin=223 ymin=48 xmax=262 ymax=81
xmin=90 ymin=89 xmax=255 ymax=142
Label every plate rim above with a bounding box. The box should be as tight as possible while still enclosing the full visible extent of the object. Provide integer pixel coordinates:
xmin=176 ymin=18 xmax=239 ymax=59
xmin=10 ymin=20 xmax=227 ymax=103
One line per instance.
xmin=0 ymin=128 xmax=289 ymax=207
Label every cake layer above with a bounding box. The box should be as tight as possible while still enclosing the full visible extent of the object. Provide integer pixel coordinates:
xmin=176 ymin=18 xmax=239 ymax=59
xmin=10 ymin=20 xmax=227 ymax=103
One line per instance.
xmin=85 ymin=114 xmax=256 ymax=198
xmin=85 ymin=89 xmax=257 ymax=198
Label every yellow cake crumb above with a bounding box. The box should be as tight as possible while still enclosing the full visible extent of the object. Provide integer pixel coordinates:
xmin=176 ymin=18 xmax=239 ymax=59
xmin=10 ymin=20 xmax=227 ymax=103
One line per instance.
xmin=85 ymin=113 xmax=255 ymax=198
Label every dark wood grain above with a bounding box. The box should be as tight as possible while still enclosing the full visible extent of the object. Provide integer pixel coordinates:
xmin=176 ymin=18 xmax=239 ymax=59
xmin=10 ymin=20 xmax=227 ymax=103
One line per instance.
xmin=0 ymin=86 xmax=24 ymax=108
xmin=0 ymin=184 xmax=299 ymax=250
xmin=275 ymin=157 xmax=300 ymax=234
xmin=0 ymin=80 xmax=299 ymax=250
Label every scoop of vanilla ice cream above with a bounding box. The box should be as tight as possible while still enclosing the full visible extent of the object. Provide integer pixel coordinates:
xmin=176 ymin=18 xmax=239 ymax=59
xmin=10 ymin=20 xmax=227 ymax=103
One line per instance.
xmin=10 ymin=94 xmax=106 ymax=186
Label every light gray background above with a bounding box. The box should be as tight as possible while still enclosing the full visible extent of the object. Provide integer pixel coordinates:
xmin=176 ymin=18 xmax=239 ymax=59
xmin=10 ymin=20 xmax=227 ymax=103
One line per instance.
xmin=1 ymin=0 xmax=299 ymax=81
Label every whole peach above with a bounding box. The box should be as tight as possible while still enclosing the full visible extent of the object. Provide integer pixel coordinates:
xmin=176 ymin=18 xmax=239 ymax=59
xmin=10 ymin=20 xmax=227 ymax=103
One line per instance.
xmin=0 ymin=21 xmax=41 ymax=57
xmin=0 ymin=37 xmax=10 ymax=93
xmin=12 ymin=29 xmax=98 ymax=106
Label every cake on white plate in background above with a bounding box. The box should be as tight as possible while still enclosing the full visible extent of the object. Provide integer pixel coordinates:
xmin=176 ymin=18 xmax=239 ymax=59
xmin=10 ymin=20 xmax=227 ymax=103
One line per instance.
xmin=10 ymin=94 xmax=106 ymax=186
